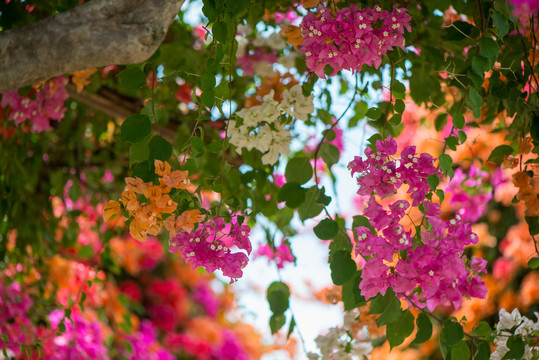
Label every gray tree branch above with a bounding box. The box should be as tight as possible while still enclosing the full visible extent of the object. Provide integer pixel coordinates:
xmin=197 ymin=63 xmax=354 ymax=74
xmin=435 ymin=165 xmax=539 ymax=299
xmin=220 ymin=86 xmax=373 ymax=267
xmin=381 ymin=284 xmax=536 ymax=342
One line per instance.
xmin=0 ymin=0 xmax=185 ymax=92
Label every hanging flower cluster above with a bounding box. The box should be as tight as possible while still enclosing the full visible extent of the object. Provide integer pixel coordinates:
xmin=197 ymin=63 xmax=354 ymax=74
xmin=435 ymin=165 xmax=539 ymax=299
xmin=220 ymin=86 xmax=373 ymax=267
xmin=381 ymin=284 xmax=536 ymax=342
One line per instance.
xmin=103 ymin=160 xmax=204 ymax=242
xmin=349 ymin=136 xmax=487 ymax=311
xmin=169 ymin=216 xmax=252 ymax=281
xmin=300 ymin=4 xmax=411 ymax=78
xmin=512 ymin=170 xmax=539 ymax=216
xmin=1 ymin=76 xmax=68 ymax=132
xmin=229 ymin=84 xmax=314 ymax=164
xmin=255 ymin=240 xmax=295 ymax=269
xmin=307 ymin=309 xmax=373 ymax=360
xmin=491 ymin=308 xmax=539 ymax=360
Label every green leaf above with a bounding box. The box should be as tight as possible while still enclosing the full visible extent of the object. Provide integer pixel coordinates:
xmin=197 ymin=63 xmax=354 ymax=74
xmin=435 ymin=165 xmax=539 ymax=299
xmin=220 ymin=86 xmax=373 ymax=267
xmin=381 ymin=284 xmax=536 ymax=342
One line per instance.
xmin=479 ymin=38 xmax=500 ymax=67
xmin=427 ymin=174 xmax=440 ymax=190
xmin=349 ymin=101 xmax=368 ymax=128
xmin=118 ymin=66 xmax=146 ymax=90
xmin=528 ymin=257 xmax=539 ymax=269
xmin=201 ymin=73 xmax=216 ymax=90
xmin=298 ymin=187 xmax=325 ymax=221
xmin=487 ymin=144 xmax=514 ymax=163
xmin=320 ymin=143 xmax=340 ymax=169
xmin=285 ymin=157 xmax=313 ymax=185
xmin=445 ymin=136 xmax=459 ymax=151
xmin=342 ymin=271 xmax=366 ymax=311
xmin=270 ymin=314 xmax=286 ymax=334
xmin=530 ymin=114 xmax=539 ymax=144
xmin=440 ymin=319 xmax=464 ymax=348
xmin=207 ymin=141 xmax=222 ymax=153
xmin=366 ymin=107 xmax=382 ymax=119
xmin=435 ymin=113 xmax=448 ymax=131
xmin=438 ymin=154 xmax=453 ymax=174
xmin=267 ymin=281 xmax=290 ymax=315
xmin=502 ymin=335 xmax=525 ymax=360
xmin=148 ymin=135 xmax=173 ymax=162
xmin=386 ymin=310 xmax=414 ymax=349
xmin=492 ymin=11 xmax=509 ymax=39
xmin=370 ymin=289 xmax=402 ymax=327
xmin=471 ymin=56 xmax=490 ymax=77
xmin=287 ymin=316 xmax=296 ymax=339
xmin=130 ymin=141 xmax=150 ymax=166
xmin=436 ymin=189 xmax=445 ymax=203
xmin=411 ymin=312 xmax=433 ymax=345
xmin=120 ymin=114 xmax=151 ymax=143
xmin=468 ymin=87 xmax=482 ymax=119
xmin=352 ymin=215 xmax=376 ymax=234
xmin=410 ymin=61 xmax=441 ymax=105
xmin=452 ymin=113 xmax=465 ymax=129
xmin=78 ymin=245 xmax=93 ymax=259
xmin=277 ymin=182 xmax=307 ymax=208
xmin=475 ymin=341 xmax=491 ymax=360
xmin=394 ymin=99 xmax=405 ymax=114
xmin=392 ymin=80 xmax=406 ymax=94
xmin=472 ymin=321 xmax=492 ymax=337
xmin=329 ymin=250 xmax=357 ymax=285
xmin=191 ymin=136 xmax=204 ymax=153
xmin=202 ymin=0 xmax=218 ymax=23
xmin=317 ymin=188 xmax=332 ymax=206
xmin=451 ymin=340 xmax=471 ymax=360
xmin=201 ymin=90 xmax=215 ymax=108
xmin=525 ymin=216 xmax=539 ymax=235
xmin=313 ymin=218 xmax=339 ymax=240
xmin=458 ymin=130 xmax=467 ymax=144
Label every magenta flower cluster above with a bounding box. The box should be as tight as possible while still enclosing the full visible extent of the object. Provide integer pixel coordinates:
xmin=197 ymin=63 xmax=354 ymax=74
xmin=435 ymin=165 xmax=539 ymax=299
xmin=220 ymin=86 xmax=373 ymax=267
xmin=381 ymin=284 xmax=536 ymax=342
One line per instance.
xmin=123 ymin=320 xmax=175 ymax=360
xmin=1 ymin=76 xmax=68 ymax=132
xmin=0 ymin=282 xmax=34 ymax=356
xmin=300 ymin=4 xmax=411 ymax=78
xmin=445 ymin=164 xmax=493 ymax=222
xmin=255 ymin=241 xmax=295 ymax=269
xmin=169 ymin=217 xmax=252 ymax=281
xmin=348 ymin=136 xmax=487 ymax=311
xmin=48 ymin=309 xmax=109 ymax=360
xmin=348 ymin=136 xmax=438 ymax=206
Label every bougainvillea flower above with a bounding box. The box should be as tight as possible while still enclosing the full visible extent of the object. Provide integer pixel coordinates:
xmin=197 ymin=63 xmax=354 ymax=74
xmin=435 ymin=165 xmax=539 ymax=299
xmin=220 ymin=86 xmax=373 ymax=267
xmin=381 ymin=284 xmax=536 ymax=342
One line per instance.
xmin=103 ymin=200 xmax=120 ymax=222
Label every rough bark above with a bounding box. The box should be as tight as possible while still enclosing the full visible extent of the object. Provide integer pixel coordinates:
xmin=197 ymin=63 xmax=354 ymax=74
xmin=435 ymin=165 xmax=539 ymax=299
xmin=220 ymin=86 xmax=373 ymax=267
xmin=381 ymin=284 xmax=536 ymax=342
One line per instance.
xmin=0 ymin=0 xmax=185 ymax=92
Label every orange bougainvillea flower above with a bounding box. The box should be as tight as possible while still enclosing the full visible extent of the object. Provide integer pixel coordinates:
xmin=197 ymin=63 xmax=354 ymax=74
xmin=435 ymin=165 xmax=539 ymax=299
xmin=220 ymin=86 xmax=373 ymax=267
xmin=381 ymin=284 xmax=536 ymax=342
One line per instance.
xmin=502 ymin=155 xmax=519 ymax=170
xmin=125 ymin=177 xmax=151 ymax=194
xmin=517 ymin=185 xmax=536 ymax=203
xmin=518 ymin=137 xmax=533 ymax=154
xmin=176 ymin=209 xmax=205 ymax=231
xmin=164 ymin=209 xmax=205 ymax=237
xmin=71 ymin=68 xmax=97 ymax=93
xmin=279 ymin=25 xmax=303 ymax=48
xmin=154 ymin=159 xmax=171 ymax=176
xmin=524 ymin=197 xmax=539 ymax=216
xmin=129 ymin=218 xmax=149 ymax=242
xmin=103 ymin=200 xmax=121 ymax=222
xmin=302 ymin=0 xmax=320 ymax=8
xmin=512 ymin=171 xmax=531 ymax=188
xmin=106 ymin=160 xmax=196 ymax=241
xmin=161 ymin=170 xmax=190 ymax=189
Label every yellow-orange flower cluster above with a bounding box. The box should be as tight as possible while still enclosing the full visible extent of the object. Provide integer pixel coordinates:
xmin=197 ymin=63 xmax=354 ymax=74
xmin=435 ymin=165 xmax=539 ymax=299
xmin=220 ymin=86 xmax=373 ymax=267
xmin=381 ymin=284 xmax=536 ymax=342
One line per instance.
xmin=512 ymin=170 xmax=539 ymax=216
xmin=104 ymin=160 xmax=204 ymax=241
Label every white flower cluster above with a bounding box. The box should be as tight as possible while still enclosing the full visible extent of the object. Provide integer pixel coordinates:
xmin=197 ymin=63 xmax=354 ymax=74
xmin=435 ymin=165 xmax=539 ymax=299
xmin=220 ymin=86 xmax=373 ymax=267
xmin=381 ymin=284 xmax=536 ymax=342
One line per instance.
xmin=229 ymin=85 xmax=314 ymax=164
xmin=307 ymin=310 xmax=373 ymax=360
xmin=491 ymin=308 xmax=539 ymax=360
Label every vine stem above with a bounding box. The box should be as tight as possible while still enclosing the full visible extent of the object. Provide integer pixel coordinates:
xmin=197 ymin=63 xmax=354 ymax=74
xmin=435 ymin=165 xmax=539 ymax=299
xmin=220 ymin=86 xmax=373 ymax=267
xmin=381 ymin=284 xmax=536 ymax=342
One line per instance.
xmin=216 ymin=21 xmax=235 ymax=216
xmin=274 ymin=264 xmax=309 ymax=357
xmin=313 ymin=72 xmax=359 ymax=187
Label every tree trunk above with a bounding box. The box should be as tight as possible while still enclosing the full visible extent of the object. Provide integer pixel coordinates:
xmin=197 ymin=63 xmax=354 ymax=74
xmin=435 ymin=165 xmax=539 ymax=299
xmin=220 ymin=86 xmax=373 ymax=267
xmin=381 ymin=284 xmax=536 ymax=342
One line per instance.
xmin=0 ymin=0 xmax=185 ymax=92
